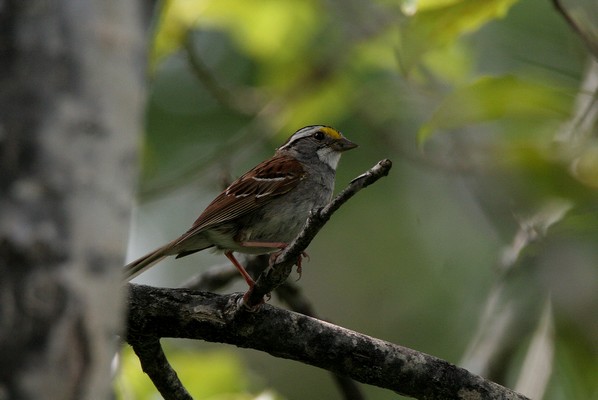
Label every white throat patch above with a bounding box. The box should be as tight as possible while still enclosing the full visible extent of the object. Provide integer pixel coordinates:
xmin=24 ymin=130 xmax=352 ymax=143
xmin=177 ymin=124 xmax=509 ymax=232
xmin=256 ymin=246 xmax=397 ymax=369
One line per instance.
xmin=317 ymin=147 xmax=341 ymax=169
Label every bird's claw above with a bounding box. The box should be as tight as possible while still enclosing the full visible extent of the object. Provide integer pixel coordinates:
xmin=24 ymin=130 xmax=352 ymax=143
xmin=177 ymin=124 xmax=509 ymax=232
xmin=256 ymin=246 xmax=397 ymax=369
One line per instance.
xmin=269 ymin=249 xmax=309 ymax=280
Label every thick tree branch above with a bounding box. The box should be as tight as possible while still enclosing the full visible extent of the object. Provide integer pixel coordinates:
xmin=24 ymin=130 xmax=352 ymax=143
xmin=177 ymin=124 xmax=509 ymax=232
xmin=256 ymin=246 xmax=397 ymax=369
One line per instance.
xmin=180 ymin=262 xmax=239 ymax=291
xmin=244 ymin=159 xmax=393 ymax=307
xmin=143 ymin=161 xmax=390 ymax=399
xmin=126 ymin=285 xmax=529 ymax=400
xmin=275 ymin=281 xmax=365 ymax=400
xmin=183 ymin=259 xmax=365 ymax=400
xmin=127 ymin=159 xmax=527 ymax=399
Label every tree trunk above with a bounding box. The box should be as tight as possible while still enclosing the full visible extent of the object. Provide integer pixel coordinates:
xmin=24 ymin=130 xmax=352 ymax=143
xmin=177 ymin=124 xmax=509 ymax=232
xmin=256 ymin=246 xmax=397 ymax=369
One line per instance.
xmin=0 ymin=1 xmax=144 ymax=398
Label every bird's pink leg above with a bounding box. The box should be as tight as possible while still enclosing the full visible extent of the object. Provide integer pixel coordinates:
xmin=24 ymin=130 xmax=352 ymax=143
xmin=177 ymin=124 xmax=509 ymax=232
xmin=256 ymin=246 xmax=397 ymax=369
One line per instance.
xmin=225 ymin=251 xmax=267 ymax=307
xmin=225 ymin=251 xmax=255 ymax=288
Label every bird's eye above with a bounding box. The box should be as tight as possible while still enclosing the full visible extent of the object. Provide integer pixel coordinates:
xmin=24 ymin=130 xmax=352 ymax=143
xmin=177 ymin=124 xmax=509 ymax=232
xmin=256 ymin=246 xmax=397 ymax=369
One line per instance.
xmin=314 ymin=131 xmax=325 ymax=141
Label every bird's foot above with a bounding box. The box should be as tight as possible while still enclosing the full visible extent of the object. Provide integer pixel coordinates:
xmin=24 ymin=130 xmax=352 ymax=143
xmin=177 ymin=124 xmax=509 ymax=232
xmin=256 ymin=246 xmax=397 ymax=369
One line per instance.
xmin=241 ymin=285 xmax=270 ymax=312
xmin=268 ymin=248 xmax=309 ymax=280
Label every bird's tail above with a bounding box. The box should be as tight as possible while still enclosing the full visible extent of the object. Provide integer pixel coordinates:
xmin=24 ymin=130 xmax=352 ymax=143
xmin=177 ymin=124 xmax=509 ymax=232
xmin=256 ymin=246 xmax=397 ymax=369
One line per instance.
xmin=123 ymin=244 xmax=171 ymax=281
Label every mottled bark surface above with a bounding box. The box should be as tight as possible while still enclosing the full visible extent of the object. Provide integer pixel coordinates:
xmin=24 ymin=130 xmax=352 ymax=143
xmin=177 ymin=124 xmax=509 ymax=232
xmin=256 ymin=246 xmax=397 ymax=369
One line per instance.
xmin=0 ymin=1 xmax=144 ymax=398
xmin=125 ymin=160 xmax=527 ymax=400
xmin=127 ymin=284 xmax=530 ymax=400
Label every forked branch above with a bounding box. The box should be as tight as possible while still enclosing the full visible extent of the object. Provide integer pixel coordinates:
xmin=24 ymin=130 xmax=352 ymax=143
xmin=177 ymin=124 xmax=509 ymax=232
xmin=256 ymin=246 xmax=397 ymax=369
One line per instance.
xmin=126 ymin=285 xmax=529 ymax=400
xmin=244 ymin=159 xmax=392 ymax=307
xmin=126 ymin=159 xmax=527 ymax=399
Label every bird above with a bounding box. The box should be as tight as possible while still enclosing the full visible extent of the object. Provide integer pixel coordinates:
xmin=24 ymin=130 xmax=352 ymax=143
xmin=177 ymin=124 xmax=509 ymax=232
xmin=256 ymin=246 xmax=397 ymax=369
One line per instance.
xmin=123 ymin=125 xmax=357 ymax=289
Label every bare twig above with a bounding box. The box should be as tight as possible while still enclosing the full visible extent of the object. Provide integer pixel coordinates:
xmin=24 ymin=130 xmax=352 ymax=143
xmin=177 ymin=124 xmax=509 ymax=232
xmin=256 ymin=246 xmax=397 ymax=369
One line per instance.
xmin=460 ymin=201 xmax=571 ymax=380
xmin=126 ymin=284 xmax=530 ymax=400
xmin=180 ymin=262 xmax=239 ymax=291
xmin=184 ymin=32 xmax=255 ymax=115
xmin=332 ymin=375 xmax=366 ymax=400
xmin=140 ymin=33 xmax=283 ymax=200
xmin=552 ymin=0 xmax=598 ymax=59
xmin=181 ymin=254 xmax=272 ymax=291
xmin=244 ymin=159 xmax=393 ymax=307
xmin=179 ymin=158 xmax=392 ymax=399
xmin=275 ymin=281 xmax=318 ymax=317
xmin=128 ymin=337 xmax=192 ymax=400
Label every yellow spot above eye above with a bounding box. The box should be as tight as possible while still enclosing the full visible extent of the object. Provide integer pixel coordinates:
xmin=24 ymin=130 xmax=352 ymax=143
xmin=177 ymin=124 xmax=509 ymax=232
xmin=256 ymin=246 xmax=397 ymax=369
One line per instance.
xmin=320 ymin=126 xmax=342 ymax=140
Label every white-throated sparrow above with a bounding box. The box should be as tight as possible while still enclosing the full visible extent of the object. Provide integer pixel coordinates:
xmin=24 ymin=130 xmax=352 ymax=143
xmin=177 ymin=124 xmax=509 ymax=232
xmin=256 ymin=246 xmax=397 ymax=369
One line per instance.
xmin=124 ymin=125 xmax=357 ymax=287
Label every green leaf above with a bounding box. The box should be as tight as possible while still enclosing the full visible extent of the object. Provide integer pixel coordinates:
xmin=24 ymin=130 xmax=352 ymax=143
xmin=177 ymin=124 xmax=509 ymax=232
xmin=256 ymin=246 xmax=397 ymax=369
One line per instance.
xmin=399 ymin=0 xmax=520 ymax=73
xmin=418 ymin=75 xmax=572 ymax=144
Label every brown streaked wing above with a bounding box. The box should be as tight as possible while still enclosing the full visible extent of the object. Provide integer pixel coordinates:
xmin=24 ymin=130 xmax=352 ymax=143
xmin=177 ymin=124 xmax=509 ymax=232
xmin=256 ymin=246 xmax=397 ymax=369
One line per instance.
xmin=174 ymin=154 xmax=305 ymax=244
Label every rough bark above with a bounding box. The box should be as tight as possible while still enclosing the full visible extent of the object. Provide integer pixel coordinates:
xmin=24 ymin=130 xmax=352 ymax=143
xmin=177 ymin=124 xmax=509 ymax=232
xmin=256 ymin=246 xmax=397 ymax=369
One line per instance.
xmin=125 ymin=159 xmax=527 ymax=399
xmin=127 ymin=285 xmax=530 ymax=400
xmin=0 ymin=1 xmax=144 ymax=398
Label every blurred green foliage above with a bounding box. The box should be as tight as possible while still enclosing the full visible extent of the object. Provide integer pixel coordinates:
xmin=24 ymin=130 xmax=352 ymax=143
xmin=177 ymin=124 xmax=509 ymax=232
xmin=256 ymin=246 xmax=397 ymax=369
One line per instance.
xmin=418 ymin=75 xmax=572 ymax=143
xmin=125 ymin=0 xmax=598 ymax=399
xmin=116 ymin=345 xmax=283 ymax=399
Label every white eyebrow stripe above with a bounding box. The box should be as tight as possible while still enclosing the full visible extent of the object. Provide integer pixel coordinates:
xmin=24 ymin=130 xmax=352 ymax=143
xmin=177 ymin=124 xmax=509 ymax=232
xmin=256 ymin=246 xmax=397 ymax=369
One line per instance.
xmin=278 ymin=127 xmax=320 ymax=150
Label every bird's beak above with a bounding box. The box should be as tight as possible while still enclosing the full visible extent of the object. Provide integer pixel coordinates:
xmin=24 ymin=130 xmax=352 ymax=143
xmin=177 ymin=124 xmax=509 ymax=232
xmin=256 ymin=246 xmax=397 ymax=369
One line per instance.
xmin=334 ymin=137 xmax=358 ymax=152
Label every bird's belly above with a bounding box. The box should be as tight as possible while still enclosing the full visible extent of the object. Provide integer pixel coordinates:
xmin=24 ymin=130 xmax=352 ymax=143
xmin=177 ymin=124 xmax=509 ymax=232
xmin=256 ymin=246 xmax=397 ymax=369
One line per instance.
xmin=207 ymin=177 xmax=333 ymax=255
xmin=242 ymin=213 xmax=306 ymax=243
